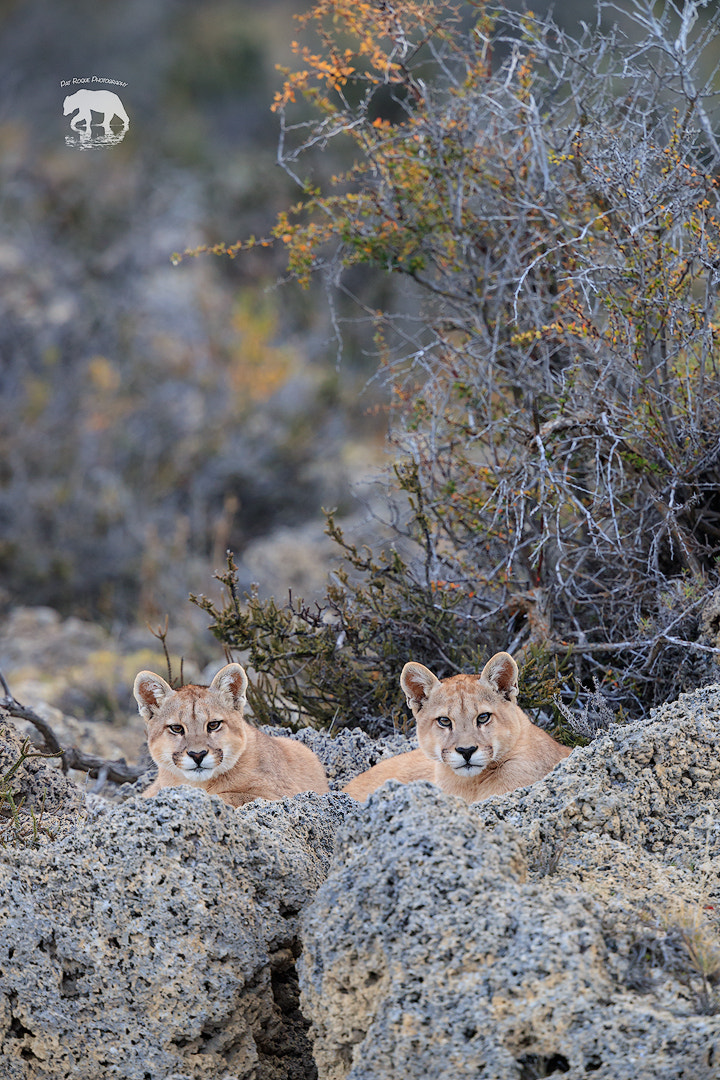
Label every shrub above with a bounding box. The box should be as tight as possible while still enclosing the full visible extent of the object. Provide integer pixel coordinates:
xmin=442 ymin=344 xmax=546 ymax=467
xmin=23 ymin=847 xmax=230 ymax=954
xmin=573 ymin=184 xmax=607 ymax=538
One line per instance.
xmin=0 ymin=738 xmax=63 ymax=848
xmin=196 ymin=0 xmax=720 ymax=728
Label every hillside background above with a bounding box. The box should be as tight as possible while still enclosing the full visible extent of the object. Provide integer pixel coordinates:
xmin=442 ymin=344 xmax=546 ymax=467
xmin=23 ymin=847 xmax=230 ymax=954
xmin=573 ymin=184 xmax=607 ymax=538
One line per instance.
xmin=0 ymin=0 xmax=395 ymax=629
xmin=0 ymin=0 xmax=588 ymax=621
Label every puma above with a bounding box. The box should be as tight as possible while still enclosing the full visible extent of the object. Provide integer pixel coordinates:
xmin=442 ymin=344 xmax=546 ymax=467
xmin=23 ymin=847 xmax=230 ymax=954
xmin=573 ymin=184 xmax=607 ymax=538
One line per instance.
xmin=134 ymin=663 xmax=329 ymax=807
xmin=343 ymin=652 xmax=570 ymax=803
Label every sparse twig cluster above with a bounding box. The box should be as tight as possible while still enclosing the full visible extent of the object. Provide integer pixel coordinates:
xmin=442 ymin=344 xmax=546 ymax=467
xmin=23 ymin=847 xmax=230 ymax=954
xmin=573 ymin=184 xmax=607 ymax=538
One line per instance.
xmin=0 ymin=737 xmax=63 ymax=848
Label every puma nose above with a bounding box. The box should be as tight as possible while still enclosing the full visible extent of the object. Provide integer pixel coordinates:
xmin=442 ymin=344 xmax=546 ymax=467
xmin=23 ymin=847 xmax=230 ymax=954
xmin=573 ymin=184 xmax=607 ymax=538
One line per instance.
xmin=456 ymin=745 xmax=478 ymax=762
xmin=188 ymin=750 xmax=207 ymax=765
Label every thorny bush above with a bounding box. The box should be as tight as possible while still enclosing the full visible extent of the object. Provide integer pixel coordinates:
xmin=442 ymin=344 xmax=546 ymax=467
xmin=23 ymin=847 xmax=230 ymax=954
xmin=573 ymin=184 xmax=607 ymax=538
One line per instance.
xmin=194 ymin=0 xmax=720 ymax=729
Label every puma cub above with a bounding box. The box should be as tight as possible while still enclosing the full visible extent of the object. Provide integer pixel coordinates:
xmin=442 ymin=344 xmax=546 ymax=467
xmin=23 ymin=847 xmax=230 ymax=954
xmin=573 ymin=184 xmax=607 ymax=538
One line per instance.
xmin=343 ymin=652 xmax=570 ymax=803
xmin=134 ymin=663 xmax=329 ymax=807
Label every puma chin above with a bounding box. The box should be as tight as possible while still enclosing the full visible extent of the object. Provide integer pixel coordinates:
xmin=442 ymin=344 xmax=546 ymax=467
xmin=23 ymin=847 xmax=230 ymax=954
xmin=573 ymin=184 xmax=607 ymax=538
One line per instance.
xmin=343 ymin=651 xmax=571 ymax=803
xmin=133 ymin=663 xmax=329 ymax=807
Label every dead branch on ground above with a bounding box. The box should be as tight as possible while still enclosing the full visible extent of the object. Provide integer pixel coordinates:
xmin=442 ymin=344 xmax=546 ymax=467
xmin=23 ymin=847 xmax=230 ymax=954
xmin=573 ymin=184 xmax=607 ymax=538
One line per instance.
xmin=0 ymin=670 xmax=144 ymax=785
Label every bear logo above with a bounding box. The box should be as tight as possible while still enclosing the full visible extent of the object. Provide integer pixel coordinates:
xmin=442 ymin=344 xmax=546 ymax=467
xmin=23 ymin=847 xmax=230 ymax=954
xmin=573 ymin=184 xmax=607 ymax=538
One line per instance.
xmin=63 ymin=89 xmax=129 ymax=132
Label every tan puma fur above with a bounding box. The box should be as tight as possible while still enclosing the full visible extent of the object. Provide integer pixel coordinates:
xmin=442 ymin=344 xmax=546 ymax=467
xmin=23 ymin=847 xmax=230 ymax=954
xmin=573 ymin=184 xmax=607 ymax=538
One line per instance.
xmin=133 ymin=663 xmax=329 ymax=807
xmin=343 ymin=652 xmax=570 ymax=803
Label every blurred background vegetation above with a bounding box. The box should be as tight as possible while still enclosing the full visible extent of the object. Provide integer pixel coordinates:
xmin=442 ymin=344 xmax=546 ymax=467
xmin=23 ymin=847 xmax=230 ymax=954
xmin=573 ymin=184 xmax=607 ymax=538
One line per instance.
xmin=0 ymin=0 xmax=396 ymax=628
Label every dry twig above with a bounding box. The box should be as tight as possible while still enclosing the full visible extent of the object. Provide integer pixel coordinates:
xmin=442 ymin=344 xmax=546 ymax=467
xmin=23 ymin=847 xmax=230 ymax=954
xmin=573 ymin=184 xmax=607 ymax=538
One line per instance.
xmin=0 ymin=669 xmax=143 ymax=785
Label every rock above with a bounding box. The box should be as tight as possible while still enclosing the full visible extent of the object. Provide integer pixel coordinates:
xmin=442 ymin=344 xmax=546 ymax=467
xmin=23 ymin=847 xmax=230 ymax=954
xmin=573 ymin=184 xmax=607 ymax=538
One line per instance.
xmin=473 ymin=682 xmax=720 ymax=866
xmin=240 ymin=522 xmax=345 ymax=601
xmin=280 ymin=726 xmax=415 ymax=790
xmin=0 ymin=608 xmax=107 ymax=668
xmin=0 ymin=785 xmax=352 ymax=1080
xmin=3 ymin=670 xmax=720 ymax=1080
xmin=299 ymin=683 xmax=720 ymax=1080
xmin=0 ymin=720 xmax=84 ymax=825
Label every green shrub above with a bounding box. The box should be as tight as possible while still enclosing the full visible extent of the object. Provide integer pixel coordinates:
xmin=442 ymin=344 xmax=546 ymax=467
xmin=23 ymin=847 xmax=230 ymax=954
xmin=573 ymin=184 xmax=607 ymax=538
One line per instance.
xmin=193 ymin=522 xmax=578 ymax=735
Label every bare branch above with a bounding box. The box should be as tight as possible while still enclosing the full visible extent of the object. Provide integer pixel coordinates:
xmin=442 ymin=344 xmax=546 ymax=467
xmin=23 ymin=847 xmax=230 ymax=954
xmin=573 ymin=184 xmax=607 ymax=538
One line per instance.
xmin=0 ymin=671 xmax=63 ymax=760
xmin=0 ymin=669 xmax=144 ymax=786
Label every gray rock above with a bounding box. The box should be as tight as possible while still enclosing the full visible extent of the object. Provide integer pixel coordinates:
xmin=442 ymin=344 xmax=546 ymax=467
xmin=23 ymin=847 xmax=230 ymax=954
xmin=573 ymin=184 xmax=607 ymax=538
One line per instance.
xmin=0 ymin=720 xmax=84 ymax=820
xmin=3 ymin=679 xmax=720 ymax=1080
xmin=280 ymin=726 xmax=415 ymax=790
xmin=0 ymin=785 xmax=351 ymax=1080
xmin=299 ymin=686 xmax=720 ymax=1080
xmin=474 ymin=681 xmax=720 ymax=866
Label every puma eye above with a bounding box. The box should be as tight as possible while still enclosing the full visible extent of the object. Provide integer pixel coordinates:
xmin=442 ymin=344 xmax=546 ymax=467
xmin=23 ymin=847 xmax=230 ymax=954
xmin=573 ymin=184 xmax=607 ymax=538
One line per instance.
xmin=476 ymin=713 xmax=492 ymax=726
xmin=168 ymin=724 xmax=184 ymax=735
xmin=436 ymin=716 xmax=452 ymax=728
xmin=207 ymin=720 xmax=222 ymax=732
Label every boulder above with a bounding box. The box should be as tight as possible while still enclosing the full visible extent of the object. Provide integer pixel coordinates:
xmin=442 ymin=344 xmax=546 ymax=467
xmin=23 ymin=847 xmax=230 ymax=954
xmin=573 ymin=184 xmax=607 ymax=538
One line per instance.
xmin=0 ymin=785 xmax=351 ymax=1080
xmin=473 ymin=681 xmax=720 ymax=865
xmin=299 ymin=683 xmax=720 ymax=1080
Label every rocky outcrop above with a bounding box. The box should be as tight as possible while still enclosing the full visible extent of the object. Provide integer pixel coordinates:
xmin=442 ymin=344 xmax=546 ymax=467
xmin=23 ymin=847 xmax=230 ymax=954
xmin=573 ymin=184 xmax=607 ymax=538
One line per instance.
xmin=299 ymin=684 xmax=720 ymax=1080
xmin=2 ymin=679 xmax=720 ymax=1080
xmin=472 ymin=683 xmax=720 ymax=864
xmin=0 ymin=785 xmax=350 ymax=1080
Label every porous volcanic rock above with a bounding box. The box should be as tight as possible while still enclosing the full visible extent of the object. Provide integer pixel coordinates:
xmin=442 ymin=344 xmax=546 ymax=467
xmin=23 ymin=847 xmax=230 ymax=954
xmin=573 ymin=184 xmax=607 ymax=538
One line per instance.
xmin=287 ymin=726 xmax=415 ymax=790
xmin=473 ymin=682 xmax=720 ymax=864
xmin=299 ymin=684 xmax=720 ymax=1080
xmin=0 ymin=784 xmax=352 ymax=1080
xmin=0 ymin=720 xmax=84 ymax=819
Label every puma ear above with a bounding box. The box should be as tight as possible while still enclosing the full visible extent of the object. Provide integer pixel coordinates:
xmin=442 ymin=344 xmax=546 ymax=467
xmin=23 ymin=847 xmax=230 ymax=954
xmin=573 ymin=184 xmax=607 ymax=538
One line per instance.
xmin=400 ymin=662 xmax=440 ymax=712
xmin=133 ymin=670 xmax=174 ymax=723
xmin=481 ymin=652 xmax=519 ymax=703
xmin=210 ymin=663 xmax=248 ymax=711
